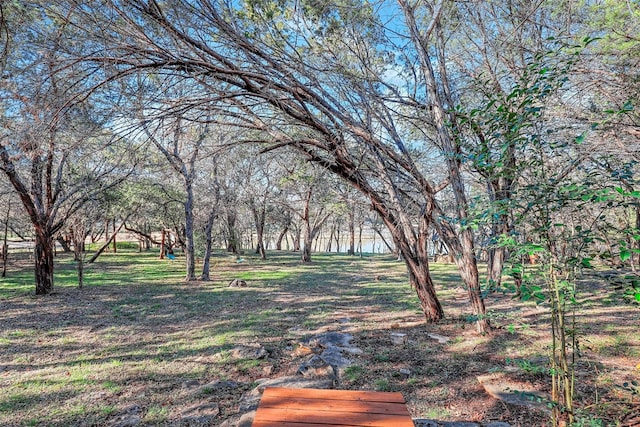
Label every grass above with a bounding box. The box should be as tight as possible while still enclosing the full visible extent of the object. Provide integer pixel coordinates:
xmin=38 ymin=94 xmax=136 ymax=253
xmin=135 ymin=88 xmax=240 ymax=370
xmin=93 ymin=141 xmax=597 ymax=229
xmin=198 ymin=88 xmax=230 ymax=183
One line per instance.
xmin=1 ymin=249 xmax=639 ymax=426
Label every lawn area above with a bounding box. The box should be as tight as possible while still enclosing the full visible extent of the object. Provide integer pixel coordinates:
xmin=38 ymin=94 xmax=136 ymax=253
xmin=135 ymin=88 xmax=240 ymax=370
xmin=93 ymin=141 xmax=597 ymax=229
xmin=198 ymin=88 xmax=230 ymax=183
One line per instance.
xmin=0 ymin=249 xmax=638 ymax=426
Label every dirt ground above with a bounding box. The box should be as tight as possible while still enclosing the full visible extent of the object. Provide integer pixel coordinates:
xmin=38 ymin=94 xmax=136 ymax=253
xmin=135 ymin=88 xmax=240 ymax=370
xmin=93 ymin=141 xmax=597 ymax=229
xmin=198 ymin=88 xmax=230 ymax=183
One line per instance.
xmin=0 ymin=251 xmax=639 ymax=426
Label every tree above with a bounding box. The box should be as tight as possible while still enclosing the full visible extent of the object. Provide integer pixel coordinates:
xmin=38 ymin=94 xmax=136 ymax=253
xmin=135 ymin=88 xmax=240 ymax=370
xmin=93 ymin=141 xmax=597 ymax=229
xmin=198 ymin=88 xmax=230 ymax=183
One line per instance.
xmin=0 ymin=5 xmax=133 ymax=294
xmin=142 ymin=116 xmax=209 ymax=281
xmin=64 ymin=0 xmax=489 ymax=328
xmin=281 ymin=162 xmax=335 ymax=263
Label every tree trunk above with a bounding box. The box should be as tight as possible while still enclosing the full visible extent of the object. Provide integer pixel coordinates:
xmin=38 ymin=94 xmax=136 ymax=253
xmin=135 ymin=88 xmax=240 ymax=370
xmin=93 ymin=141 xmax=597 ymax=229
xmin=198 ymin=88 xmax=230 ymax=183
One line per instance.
xmin=251 ymin=202 xmax=267 ymax=260
xmin=77 ymin=256 xmax=84 ymax=289
xmin=87 ymin=217 xmax=129 ymax=263
xmin=34 ymin=229 xmax=54 ymax=295
xmin=302 ymin=240 xmax=312 ymax=262
xmin=56 ymin=235 xmax=72 ymax=252
xmin=112 ymin=218 xmax=117 ymax=253
xmin=326 ymin=223 xmax=335 ymax=252
xmin=72 ymin=227 xmax=85 ymax=289
xmin=486 ymin=211 xmax=510 ymax=289
xmin=184 ymin=180 xmax=196 ymax=281
xmin=302 ymin=222 xmax=313 ymax=262
xmin=226 ymin=211 xmax=238 ymax=254
xmin=455 ymin=229 xmax=490 ymax=333
xmin=160 ymin=229 xmax=166 ymax=259
xmin=348 ymin=208 xmax=355 ymax=255
xmin=105 ymin=217 xmax=110 ymax=251
xmin=486 ymin=246 xmax=506 ymax=290
xmin=255 ymin=228 xmax=266 ymax=259
xmin=275 ymin=224 xmax=288 ymax=250
xmin=201 ymin=209 xmax=216 ymax=281
xmin=391 ymin=223 xmax=444 ymax=322
xmin=292 ymin=228 xmax=301 ymax=251
xmin=399 ymin=0 xmax=489 ymax=333
xmin=2 ymin=201 xmax=9 ymax=278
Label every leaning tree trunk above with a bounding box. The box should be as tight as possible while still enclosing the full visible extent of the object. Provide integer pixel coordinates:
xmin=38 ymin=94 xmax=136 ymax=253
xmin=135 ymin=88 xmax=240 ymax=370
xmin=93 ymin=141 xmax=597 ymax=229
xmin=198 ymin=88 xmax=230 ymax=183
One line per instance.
xmin=275 ymin=224 xmax=288 ymax=251
xmin=404 ymin=246 xmax=444 ymax=322
xmin=56 ymin=235 xmax=72 ymax=252
xmin=34 ymin=228 xmax=54 ymax=295
xmin=455 ymin=229 xmax=490 ymax=333
xmin=388 ymin=220 xmax=444 ymax=322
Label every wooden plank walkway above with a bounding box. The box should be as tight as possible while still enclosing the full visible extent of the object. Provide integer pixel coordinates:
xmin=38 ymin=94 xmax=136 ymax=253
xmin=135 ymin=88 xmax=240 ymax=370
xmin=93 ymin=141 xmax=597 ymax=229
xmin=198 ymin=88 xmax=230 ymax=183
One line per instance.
xmin=252 ymin=387 xmax=415 ymax=427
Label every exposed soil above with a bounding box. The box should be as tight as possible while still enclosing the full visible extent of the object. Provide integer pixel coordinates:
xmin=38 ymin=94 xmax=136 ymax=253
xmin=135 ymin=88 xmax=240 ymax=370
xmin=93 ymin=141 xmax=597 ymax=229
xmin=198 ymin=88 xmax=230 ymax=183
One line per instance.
xmin=1 ymin=251 xmax=639 ymax=426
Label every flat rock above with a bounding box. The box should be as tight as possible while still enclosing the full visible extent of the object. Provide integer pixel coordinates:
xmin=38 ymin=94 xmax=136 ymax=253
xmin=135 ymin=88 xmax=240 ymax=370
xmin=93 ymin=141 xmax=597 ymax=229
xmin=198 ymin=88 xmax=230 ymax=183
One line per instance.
xmin=230 ymin=344 xmax=268 ymax=360
xmin=228 ymin=279 xmax=247 ymax=287
xmin=320 ymin=346 xmax=352 ymax=369
xmin=427 ymin=333 xmax=451 ymax=344
xmin=109 ymin=405 xmax=142 ymax=427
xmin=441 ymin=422 xmax=482 ymax=427
xmin=305 ymin=331 xmax=354 ymax=348
xmin=413 ymin=420 xmax=441 ymax=427
xmin=237 ymin=410 xmax=255 ymax=427
xmin=250 ymin=376 xmax=335 ymax=396
xmin=182 ymin=379 xmax=201 ymax=389
xmin=391 ymin=332 xmax=408 ymax=345
xmin=414 ymin=422 xmax=481 ymax=427
xmin=298 ymin=355 xmax=337 ymax=379
xmin=238 ymin=394 xmax=262 ymax=413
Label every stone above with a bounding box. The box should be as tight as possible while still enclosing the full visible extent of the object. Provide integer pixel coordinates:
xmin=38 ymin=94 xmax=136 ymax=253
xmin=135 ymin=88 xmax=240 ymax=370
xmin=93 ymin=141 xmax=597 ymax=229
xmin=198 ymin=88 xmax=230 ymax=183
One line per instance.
xmin=262 ymin=364 xmax=274 ymax=376
xmin=427 ymin=333 xmax=451 ymax=344
xmin=413 ymin=420 xmax=441 ymax=427
xmin=228 ymin=279 xmax=247 ymax=287
xmin=298 ymin=355 xmax=337 ymax=379
xmin=182 ymin=379 xmax=201 ymax=389
xmin=250 ymin=376 xmax=335 ymax=395
xmin=238 ymin=393 xmax=262 ymax=413
xmin=399 ymin=368 xmax=411 ymax=377
xmin=237 ymin=410 xmax=255 ymax=427
xmin=341 ymin=346 xmax=363 ymax=355
xmin=441 ymin=422 xmax=481 ymax=427
xmin=180 ymin=403 xmax=220 ymax=423
xmin=305 ymin=332 xmax=354 ymax=348
xmin=485 ymin=423 xmax=512 ymax=427
xmin=390 ymin=332 xmax=408 ymax=345
xmin=109 ymin=405 xmax=142 ymax=427
xmin=231 ymin=344 xmax=268 ymax=360
xmin=320 ymin=346 xmax=352 ymax=369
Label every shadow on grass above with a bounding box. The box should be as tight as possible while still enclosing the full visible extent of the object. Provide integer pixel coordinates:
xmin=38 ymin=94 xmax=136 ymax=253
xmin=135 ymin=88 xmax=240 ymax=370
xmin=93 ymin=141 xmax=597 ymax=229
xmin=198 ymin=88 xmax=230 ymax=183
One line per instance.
xmin=1 ymin=250 xmax=637 ymax=426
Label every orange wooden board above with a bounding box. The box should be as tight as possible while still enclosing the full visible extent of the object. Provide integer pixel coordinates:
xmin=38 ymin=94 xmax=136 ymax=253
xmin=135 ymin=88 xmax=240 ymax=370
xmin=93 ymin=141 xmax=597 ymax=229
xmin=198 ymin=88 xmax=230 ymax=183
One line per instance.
xmin=260 ymin=387 xmax=407 ymax=403
xmin=252 ymin=387 xmax=415 ymax=427
xmin=258 ymin=395 xmax=410 ymax=415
